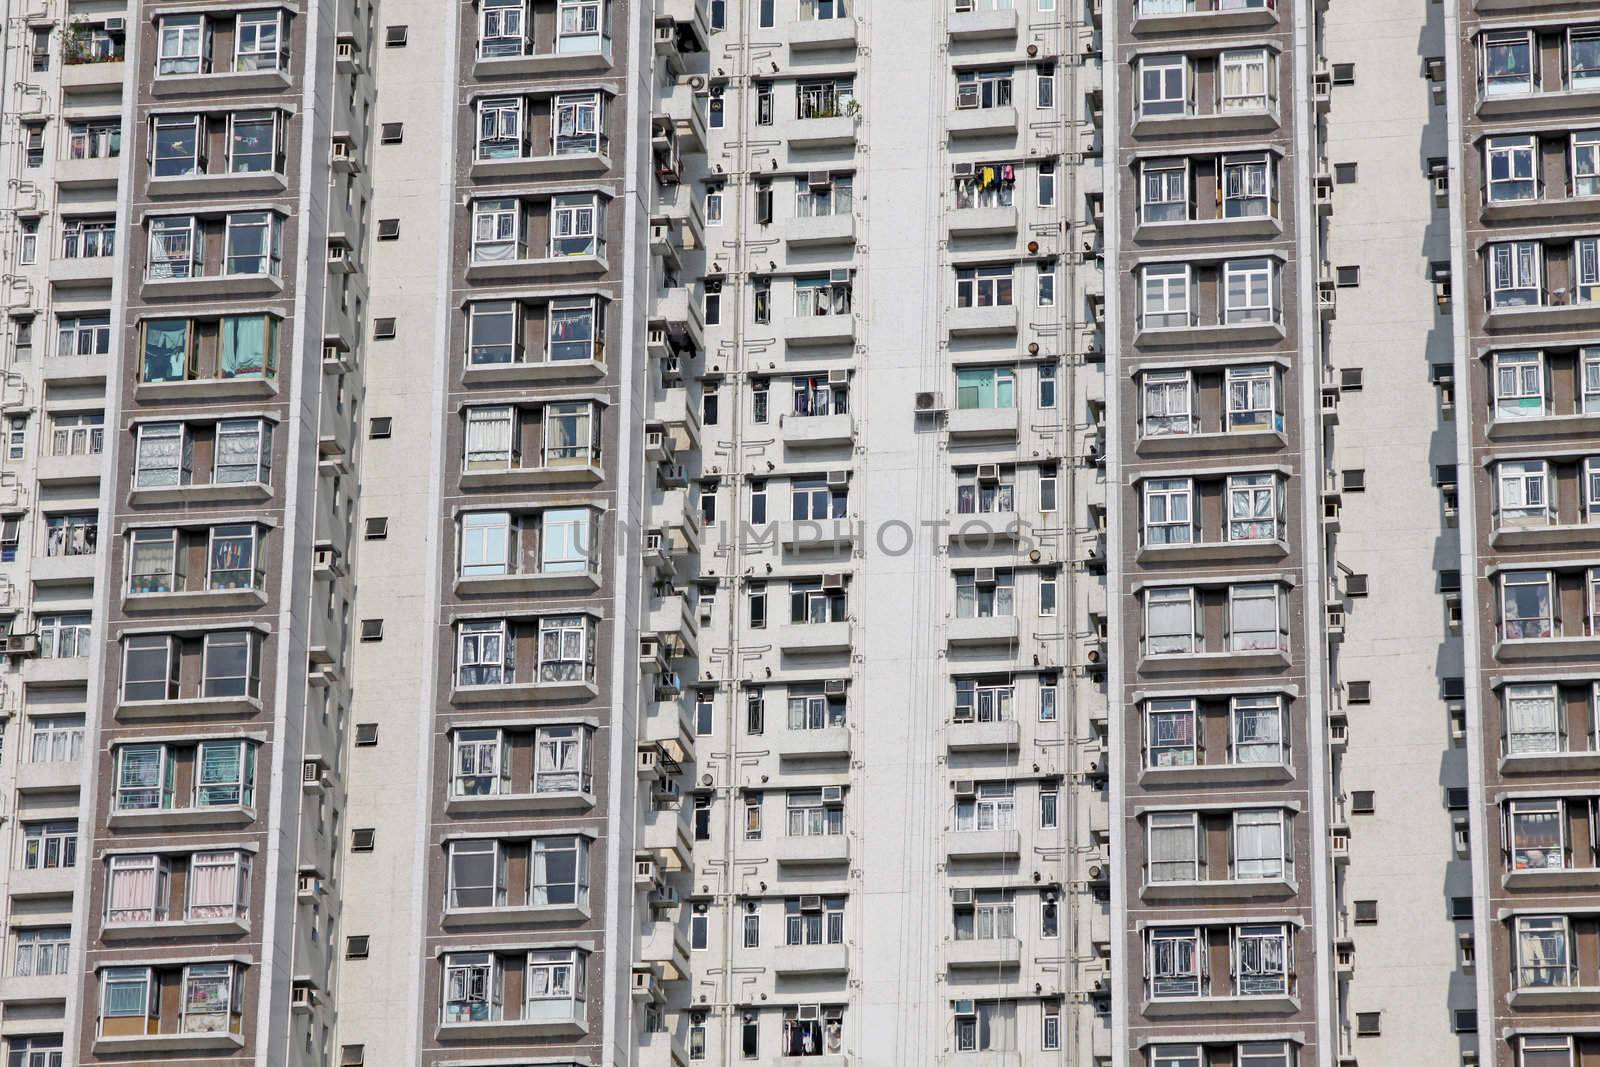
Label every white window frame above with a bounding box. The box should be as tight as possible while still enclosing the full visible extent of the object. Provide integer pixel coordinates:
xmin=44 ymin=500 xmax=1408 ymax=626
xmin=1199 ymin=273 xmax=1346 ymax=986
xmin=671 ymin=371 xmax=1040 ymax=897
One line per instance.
xmin=1143 ymin=477 xmax=1194 ymax=546
xmin=1486 ymin=135 xmax=1539 ymax=203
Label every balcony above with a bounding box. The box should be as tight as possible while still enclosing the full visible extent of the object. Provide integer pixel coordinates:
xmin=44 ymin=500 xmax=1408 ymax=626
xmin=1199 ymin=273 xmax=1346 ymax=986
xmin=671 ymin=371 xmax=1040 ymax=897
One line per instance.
xmin=1130 ymin=0 xmax=1281 ymax=33
xmin=947 ymin=304 xmax=1019 ymax=337
xmin=946 ymin=615 xmax=1020 ymax=648
xmin=785 ymin=314 xmax=856 ymax=347
xmin=947 ymin=718 xmax=1021 ymax=751
xmin=777 ymin=621 xmax=853 ymax=654
xmin=948 ymin=8 xmax=1019 ymax=40
xmin=947 ymin=106 xmax=1018 ymax=139
xmin=777 ymin=726 xmax=852 ymax=761
xmin=787 ymin=116 xmax=858 ymax=151
xmin=772 ymin=943 xmax=849 ymax=975
xmin=784 ymin=212 xmax=856 ymax=249
xmin=775 ymin=833 xmax=851 ymax=866
xmin=944 ymin=828 xmax=1021 ymax=860
xmin=61 ymin=57 xmax=126 ymax=90
xmin=788 ymin=17 xmax=857 ymax=51
xmin=945 ymin=936 xmax=1022 ymax=969
xmin=781 ymin=413 xmax=855 ymax=448
xmin=946 ymin=407 xmax=1019 ymax=440
xmin=948 ymin=206 xmax=1019 ymax=238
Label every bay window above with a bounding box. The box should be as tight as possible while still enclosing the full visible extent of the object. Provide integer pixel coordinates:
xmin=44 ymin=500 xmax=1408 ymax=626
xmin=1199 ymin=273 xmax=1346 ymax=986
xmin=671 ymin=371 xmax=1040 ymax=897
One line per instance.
xmin=1222 ymin=153 xmax=1271 ymax=217
xmin=552 ymin=194 xmax=601 ymax=257
xmin=1149 ymin=927 xmax=1201 ymax=997
xmin=1139 ymin=54 xmax=1186 ymax=117
xmin=1233 ymin=925 xmax=1289 ymax=995
xmin=147 ymin=217 xmax=199 ymax=279
xmin=1226 ymin=364 xmax=1278 ymax=430
xmin=1143 ymin=370 xmax=1193 ymax=436
xmin=151 ymin=114 xmax=201 ymax=177
xmin=195 ymin=741 xmax=255 ymax=807
xmin=554 ymin=93 xmax=602 ymax=154
xmin=528 ymin=948 xmax=587 ymax=1020
xmin=224 ymin=211 xmax=281 ymax=274
xmin=1521 ymin=1036 xmax=1576 ymax=1067
xmin=1140 ymin=263 xmax=1190 ymax=328
xmin=1483 ymin=30 xmax=1533 ymax=96
xmin=115 ymin=745 xmax=173 ymax=811
xmin=1506 ymin=684 xmax=1561 ymax=754
xmin=1494 ymin=350 xmax=1545 ymax=418
xmin=157 ymin=15 xmax=204 ymax=76
xmin=457 ymin=620 xmax=510 ymax=686
xmin=465 ymin=405 xmax=515 ymax=466
xmin=235 ymin=11 xmax=284 ymax=71
xmin=122 ymin=635 xmax=177 ymax=701
xmin=468 ymin=303 xmax=518 ymax=364
xmin=1220 ymin=49 xmax=1271 ymax=111
xmin=788 ymin=683 xmax=846 ymax=729
xmin=1227 ymin=473 xmax=1279 ymax=541
xmin=787 ymin=896 xmax=847 ymax=945
xmin=538 ymin=614 xmax=595 ymax=682
xmin=202 ymin=630 xmax=260 ymax=697
xmin=479 ymin=0 xmax=527 ymax=57
xmin=1571 ymin=28 xmax=1600 ymax=91
xmin=544 ymin=401 xmax=599 ymax=466
xmin=452 ymin=729 xmax=507 ymax=795
xmin=1487 ymin=136 xmax=1538 ymax=202
xmin=107 ymin=855 xmax=167 ymax=923
xmin=1223 ymin=258 xmax=1274 ymax=323
xmin=1575 ymin=132 xmax=1600 ymax=197
xmin=955 ymin=467 xmax=1013 ymax=513
xmin=1232 ymin=695 xmax=1285 ymax=764
xmin=532 ymin=836 xmax=589 ymax=906
xmin=1228 ymin=582 xmax=1282 ymax=652
xmin=1146 ymin=698 xmax=1197 ymax=767
xmin=448 ymin=840 xmax=504 ymax=909
xmin=472 ymin=199 xmax=521 ymax=261
xmin=187 ymin=851 xmax=249 ymax=920
xmin=477 ymin=99 xmax=523 ymax=160
xmin=1233 ymin=810 xmax=1286 ymax=879
xmin=1516 ymin=915 xmax=1574 ymax=988
xmin=788 ymin=789 xmax=844 ymax=836
xmin=1508 ymin=798 xmax=1564 ymax=870
xmin=443 ymin=953 xmax=499 ymax=1022
xmin=1146 ymin=586 xmax=1196 ymax=655
xmin=1489 ymin=240 xmax=1542 ymax=307
xmin=535 ymin=725 xmax=591 ymax=794
xmin=1143 ymin=478 xmax=1193 ymax=545
xmin=550 ymin=298 xmax=601 ymax=360
xmin=208 ymin=524 xmax=259 ymax=589
xmin=228 ymin=112 xmax=279 ymax=173
xmin=556 ymin=0 xmax=606 ymax=54
xmin=1502 ymin=570 xmax=1554 ymax=639
xmin=215 ymin=418 xmax=272 ymax=483
xmin=1148 ymin=812 xmax=1198 ymax=882
xmin=461 ymin=512 xmax=511 ymax=576
xmin=795 ymin=274 xmax=852 ymax=315
xmin=1497 ymin=460 xmax=1549 ymax=525
xmin=542 ymin=508 xmax=593 ymax=572
xmin=1141 ymin=160 xmax=1188 ymax=223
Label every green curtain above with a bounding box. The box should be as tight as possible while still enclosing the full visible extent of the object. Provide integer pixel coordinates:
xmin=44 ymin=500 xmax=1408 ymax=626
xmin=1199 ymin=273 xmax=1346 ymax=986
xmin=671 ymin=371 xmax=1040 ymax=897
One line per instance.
xmin=220 ymin=316 xmax=267 ymax=378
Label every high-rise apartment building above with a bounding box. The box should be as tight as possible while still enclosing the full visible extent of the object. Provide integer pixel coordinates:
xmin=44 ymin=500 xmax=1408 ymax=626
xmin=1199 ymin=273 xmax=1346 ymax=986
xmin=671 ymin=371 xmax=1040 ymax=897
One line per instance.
xmin=0 ymin=0 xmax=1591 ymax=1066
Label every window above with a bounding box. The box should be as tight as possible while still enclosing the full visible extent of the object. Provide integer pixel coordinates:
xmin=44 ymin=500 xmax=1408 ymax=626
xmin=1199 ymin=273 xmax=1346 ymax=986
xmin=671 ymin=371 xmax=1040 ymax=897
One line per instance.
xmin=203 ymin=631 xmax=260 ymax=697
xmin=1575 ymin=132 xmax=1600 ymax=198
xmin=956 ymin=467 xmax=1013 ymax=515
xmin=797 ymin=78 xmax=853 ymax=119
xmin=954 ymin=679 xmax=1013 ymax=723
xmin=794 ymin=274 xmax=851 ymax=316
xmin=955 ymin=570 xmax=1014 ymax=618
xmin=479 ymin=0 xmax=527 ymax=57
xmin=1502 ymin=570 xmax=1554 ymax=639
xmin=1142 ymin=160 xmax=1188 ymax=223
xmin=1228 ymin=473 xmax=1280 ymax=541
xmin=188 ymin=851 xmax=250 ymax=919
xmin=17 ymin=219 xmax=37 ymax=265
xmin=37 ymin=614 xmax=90 ymax=659
xmin=1234 ymin=925 xmax=1289 ymax=994
xmin=784 ymin=896 xmax=845 ymax=945
xmin=1489 ymin=240 xmax=1542 ymax=307
xmin=956 ymin=265 xmax=1013 ymax=308
xmin=195 ymin=742 xmax=255 ymax=807
xmin=22 ymin=822 xmax=76 ymax=869
xmin=1522 ymin=1036 xmax=1577 ymax=1067
xmin=955 ymin=782 xmax=1013 ymax=831
xmin=28 ymin=716 xmax=83 ymax=764
xmin=955 ymin=367 xmax=1016 ymax=410
xmin=1220 ymin=48 xmax=1271 ymax=111
xmin=1508 ymin=799 xmax=1563 ymax=869
xmin=556 ymin=0 xmax=606 ymax=53
xmin=62 ymin=218 xmax=115 ymax=258
xmin=1149 ymin=926 xmax=1201 ymax=996
xmin=1040 ymin=784 xmax=1058 ymax=827
xmin=1037 ymin=364 xmax=1057 ymax=408
xmin=1229 ymin=583 xmax=1282 ymax=651
xmin=953 ymin=889 xmax=1013 ymax=942
xmin=552 ymin=194 xmax=602 ymax=257
xmin=235 ymin=11 xmax=283 ymax=70
xmin=954 ymin=1001 xmax=1014 ymax=1053
xmin=1235 ymin=810 xmax=1286 ymax=879
xmin=1146 ymin=587 xmax=1195 ymax=655
xmin=43 ymin=513 xmax=97 ymax=558
xmin=787 ymin=790 xmax=843 ymax=837
xmin=1516 ymin=915 xmax=1572 ymax=988
xmin=794 ymin=174 xmax=853 ymax=218
xmin=544 ymin=402 xmax=599 ymax=467
xmin=151 ymin=114 xmax=201 ymax=177
xmin=457 ymin=620 xmax=510 ymax=686
xmin=1142 ymin=371 xmax=1193 ymax=436
xmin=1487 ymin=136 xmax=1538 ymax=202
xmin=1482 ymin=30 xmax=1533 ymax=97
xmin=787 ymin=684 xmax=845 ymax=730
xmin=1141 ymin=264 xmax=1190 ymax=328
xmin=1146 ymin=699 xmax=1197 ymax=768
xmin=955 ymin=69 xmax=1012 ymax=110
xmin=54 ymin=311 xmax=110 ymax=359
xmin=14 ymin=927 xmax=69 ymax=977
xmin=68 ymin=119 xmax=120 ymax=161
xmin=1224 ymin=258 xmax=1274 ymax=323
xmin=1148 ymin=812 xmax=1199 ymax=882
xmin=215 ymin=418 xmax=272 ymax=483
xmin=790 ymin=475 xmax=846 ymax=522
xmin=1139 ymin=55 xmax=1186 ymax=116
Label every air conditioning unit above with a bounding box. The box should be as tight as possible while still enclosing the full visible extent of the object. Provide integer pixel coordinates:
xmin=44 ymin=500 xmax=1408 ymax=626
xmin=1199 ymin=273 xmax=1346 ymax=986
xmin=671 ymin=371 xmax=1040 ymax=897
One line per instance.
xmin=297 ymin=873 xmax=323 ymax=896
xmin=640 ymin=637 xmax=662 ymax=662
xmin=292 ymin=984 xmax=316 ymax=1008
xmin=636 ymin=857 xmax=661 ymax=882
xmin=915 ymin=391 xmax=945 ymax=413
xmin=951 ymin=887 xmax=974 ymax=904
xmin=821 ymin=785 xmax=844 ymax=804
xmin=827 ymin=368 xmax=849 ymax=385
xmin=645 ymin=530 xmax=664 ymax=553
xmin=828 ymin=268 xmax=851 ymax=284
xmin=302 ymin=759 xmax=324 ymax=785
xmin=823 ymin=679 xmax=847 ymax=696
xmin=631 ymin=969 xmax=660 ymax=998
xmin=808 ymin=170 xmax=832 ymax=189
xmin=953 ymin=779 xmax=976 ymax=797
xmin=974 ymin=567 xmax=997 ymax=585
xmin=953 ymin=705 xmax=974 ymax=724
xmin=646 ymin=429 xmax=665 ymax=449
xmin=791 ymin=1004 xmax=818 ymax=1022
xmin=953 ymin=999 xmax=976 ymax=1016
xmin=331 ymin=140 xmax=352 ymax=161
xmin=105 ymin=16 xmax=126 ymax=32
xmin=800 ymin=894 xmax=823 ymax=911
xmin=826 ymin=470 xmax=848 ymax=487
xmin=337 ymin=40 xmax=356 ymax=60
xmin=953 ymin=162 xmax=975 ymax=178
xmin=327 ymin=243 xmax=350 ymax=266
xmin=977 ymin=464 xmax=1000 ymax=482
xmin=822 ymin=572 xmax=846 ymax=590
